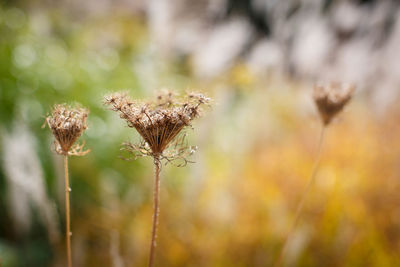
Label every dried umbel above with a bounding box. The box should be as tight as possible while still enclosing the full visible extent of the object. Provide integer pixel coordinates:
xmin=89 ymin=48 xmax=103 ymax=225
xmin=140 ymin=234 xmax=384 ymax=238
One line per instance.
xmin=313 ymin=82 xmax=355 ymax=125
xmin=45 ymin=104 xmax=90 ymax=156
xmin=43 ymin=103 xmax=90 ymax=267
xmin=104 ymin=90 xmax=210 ymax=164
xmin=275 ymin=82 xmax=355 ymax=267
xmin=105 ymin=90 xmax=210 ymax=267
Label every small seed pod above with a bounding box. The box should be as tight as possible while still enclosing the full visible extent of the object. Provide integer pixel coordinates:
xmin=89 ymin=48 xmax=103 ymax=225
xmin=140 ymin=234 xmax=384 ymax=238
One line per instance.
xmin=45 ymin=104 xmax=90 ymax=156
xmin=313 ymin=82 xmax=355 ymax=125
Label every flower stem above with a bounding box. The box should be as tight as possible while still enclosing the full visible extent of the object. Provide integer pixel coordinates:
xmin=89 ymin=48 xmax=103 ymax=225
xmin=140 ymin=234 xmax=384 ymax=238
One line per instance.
xmin=64 ymin=155 xmax=72 ymax=267
xmin=274 ymin=125 xmax=326 ymax=267
xmin=149 ymin=156 xmax=161 ymax=267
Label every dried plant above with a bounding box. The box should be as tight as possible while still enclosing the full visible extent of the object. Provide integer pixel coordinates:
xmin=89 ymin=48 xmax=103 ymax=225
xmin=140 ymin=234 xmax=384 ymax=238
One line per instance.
xmin=104 ymin=90 xmax=210 ymax=267
xmin=274 ymin=82 xmax=355 ymax=267
xmin=44 ymin=103 xmax=90 ymax=267
xmin=313 ymin=82 xmax=355 ymax=125
xmin=44 ymin=104 xmax=90 ymax=156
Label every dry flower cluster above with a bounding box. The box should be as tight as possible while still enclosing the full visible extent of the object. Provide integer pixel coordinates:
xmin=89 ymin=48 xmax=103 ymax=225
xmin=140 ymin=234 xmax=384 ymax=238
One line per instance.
xmin=44 ymin=104 xmax=90 ymax=156
xmin=275 ymin=82 xmax=355 ymax=267
xmin=104 ymin=90 xmax=210 ymax=164
xmin=104 ymin=90 xmax=210 ymax=267
xmin=44 ymin=103 xmax=91 ymax=267
xmin=313 ymin=82 xmax=355 ymax=125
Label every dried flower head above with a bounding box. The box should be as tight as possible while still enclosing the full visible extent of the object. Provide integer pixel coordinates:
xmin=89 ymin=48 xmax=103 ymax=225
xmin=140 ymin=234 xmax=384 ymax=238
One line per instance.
xmin=104 ymin=90 xmax=210 ymax=165
xmin=313 ymin=82 xmax=355 ymax=125
xmin=44 ymin=104 xmax=90 ymax=156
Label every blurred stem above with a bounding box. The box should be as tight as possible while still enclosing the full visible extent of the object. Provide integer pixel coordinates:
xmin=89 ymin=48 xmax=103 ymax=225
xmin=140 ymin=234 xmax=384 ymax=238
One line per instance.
xmin=274 ymin=125 xmax=326 ymax=267
xmin=64 ymin=155 xmax=72 ymax=267
xmin=149 ymin=156 xmax=161 ymax=267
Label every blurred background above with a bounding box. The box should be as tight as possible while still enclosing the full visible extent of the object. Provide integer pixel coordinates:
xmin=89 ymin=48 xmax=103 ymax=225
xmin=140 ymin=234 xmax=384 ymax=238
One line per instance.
xmin=1 ymin=0 xmax=400 ymax=266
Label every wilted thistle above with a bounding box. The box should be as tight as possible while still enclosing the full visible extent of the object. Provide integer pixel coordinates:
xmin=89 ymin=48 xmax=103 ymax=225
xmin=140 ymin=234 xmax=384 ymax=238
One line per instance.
xmin=274 ymin=82 xmax=354 ymax=267
xmin=44 ymin=104 xmax=90 ymax=267
xmin=104 ymin=90 xmax=210 ymax=267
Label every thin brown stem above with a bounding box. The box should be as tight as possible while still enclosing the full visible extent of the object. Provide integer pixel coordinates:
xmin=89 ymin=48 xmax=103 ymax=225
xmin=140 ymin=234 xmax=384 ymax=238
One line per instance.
xmin=148 ymin=156 xmax=161 ymax=267
xmin=64 ymin=155 xmax=72 ymax=267
xmin=274 ymin=125 xmax=326 ymax=267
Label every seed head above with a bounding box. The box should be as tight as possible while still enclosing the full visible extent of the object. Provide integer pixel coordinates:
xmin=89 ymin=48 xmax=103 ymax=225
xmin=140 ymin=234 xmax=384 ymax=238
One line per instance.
xmin=313 ymin=82 xmax=355 ymax=125
xmin=104 ymin=90 xmax=210 ymax=164
xmin=44 ymin=104 xmax=90 ymax=156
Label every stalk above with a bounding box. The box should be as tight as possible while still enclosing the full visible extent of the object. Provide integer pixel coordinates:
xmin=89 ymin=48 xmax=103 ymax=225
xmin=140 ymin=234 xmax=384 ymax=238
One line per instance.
xmin=64 ymin=155 xmax=72 ymax=267
xmin=274 ymin=126 xmax=326 ymax=267
xmin=148 ymin=156 xmax=161 ymax=267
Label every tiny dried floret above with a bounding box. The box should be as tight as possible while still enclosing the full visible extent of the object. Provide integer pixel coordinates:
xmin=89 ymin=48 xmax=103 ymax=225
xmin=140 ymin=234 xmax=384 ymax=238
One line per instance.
xmin=313 ymin=82 xmax=355 ymax=125
xmin=45 ymin=104 xmax=90 ymax=156
xmin=104 ymin=90 xmax=210 ymax=164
